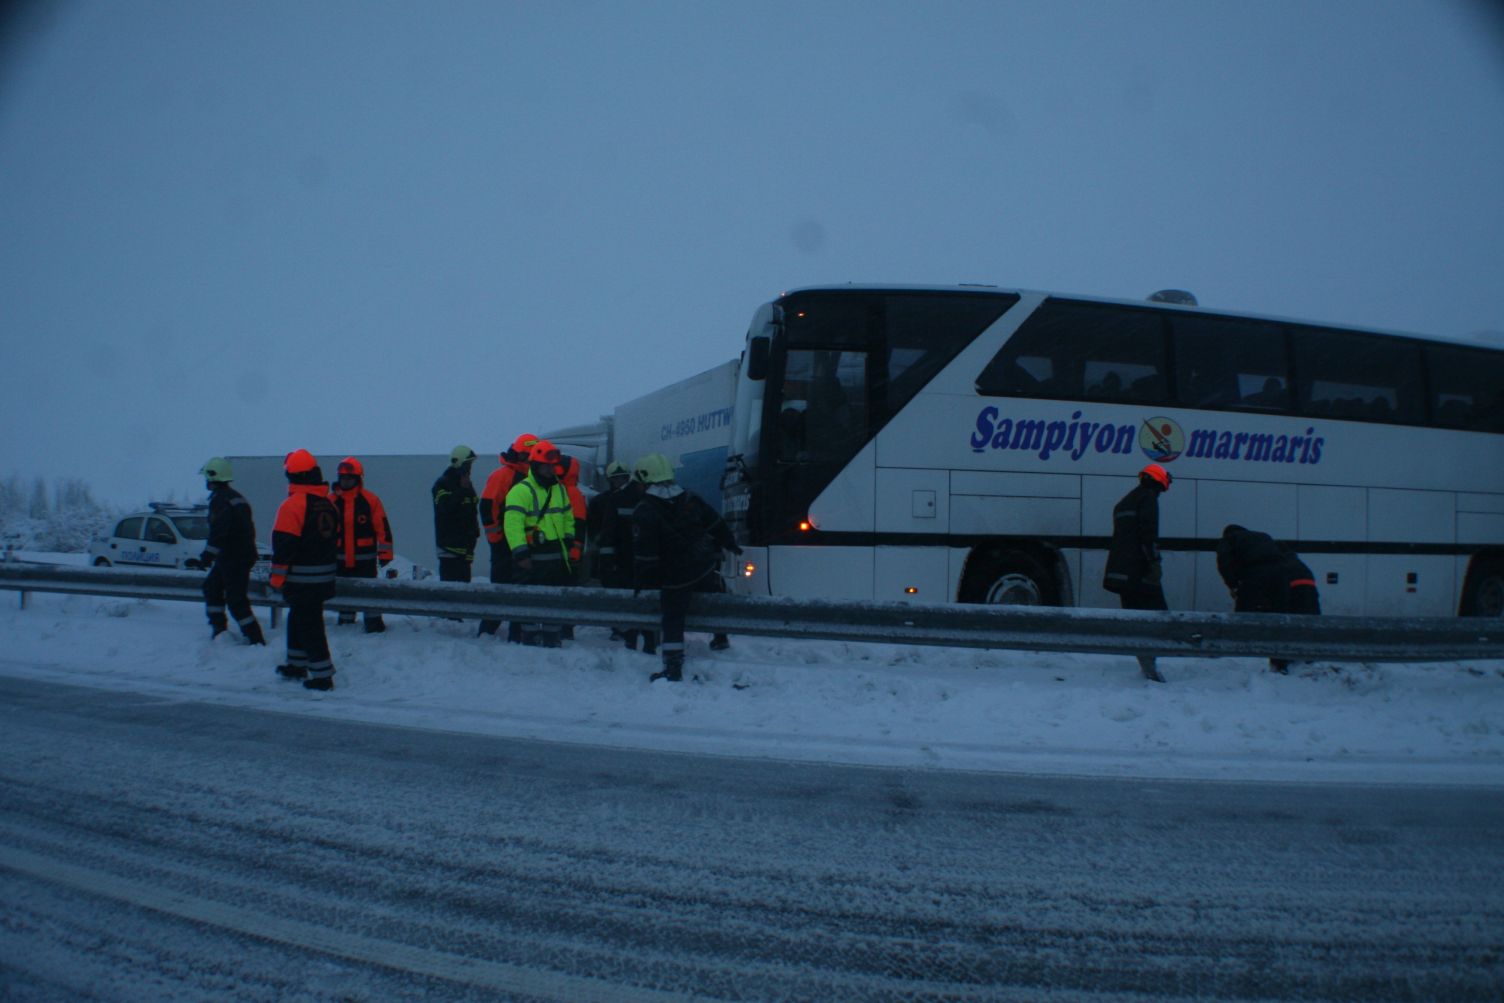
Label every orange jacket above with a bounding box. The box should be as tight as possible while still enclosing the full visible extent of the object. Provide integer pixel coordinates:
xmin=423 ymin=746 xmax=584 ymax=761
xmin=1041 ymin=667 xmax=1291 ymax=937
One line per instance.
xmin=481 ymin=459 xmax=529 ymax=544
xmin=270 ymin=484 xmax=338 ymax=592
xmin=560 ymin=457 xmax=587 ymax=561
xmin=329 ymin=483 xmax=393 ymax=568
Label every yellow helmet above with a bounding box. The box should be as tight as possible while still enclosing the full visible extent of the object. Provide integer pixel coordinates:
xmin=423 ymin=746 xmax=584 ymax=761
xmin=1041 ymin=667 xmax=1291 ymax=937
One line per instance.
xmin=633 ymin=453 xmax=675 ymax=485
xmin=199 ymin=457 xmax=233 ymax=483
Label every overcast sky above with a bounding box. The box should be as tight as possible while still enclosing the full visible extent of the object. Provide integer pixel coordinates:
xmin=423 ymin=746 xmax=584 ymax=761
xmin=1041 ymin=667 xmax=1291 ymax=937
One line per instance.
xmin=2 ymin=0 xmax=1502 ymax=506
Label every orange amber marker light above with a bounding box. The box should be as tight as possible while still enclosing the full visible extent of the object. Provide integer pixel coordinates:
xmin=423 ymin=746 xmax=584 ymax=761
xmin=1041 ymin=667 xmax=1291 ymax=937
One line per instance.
xmin=742 ymin=562 xmax=756 ymax=578
xmin=905 ymin=586 xmax=918 ymax=594
xmin=798 ymin=520 xmax=812 ymax=532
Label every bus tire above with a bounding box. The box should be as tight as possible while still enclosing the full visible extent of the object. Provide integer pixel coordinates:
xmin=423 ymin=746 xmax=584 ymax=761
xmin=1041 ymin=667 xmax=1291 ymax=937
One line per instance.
xmin=961 ymin=548 xmax=1059 ymax=607
xmin=1460 ymin=557 xmax=1504 ymax=618
xmin=93 ymin=557 xmax=111 ymax=568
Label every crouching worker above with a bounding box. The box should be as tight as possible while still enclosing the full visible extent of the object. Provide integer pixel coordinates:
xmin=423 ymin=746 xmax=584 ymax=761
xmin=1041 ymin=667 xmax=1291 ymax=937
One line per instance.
xmin=197 ymin=457 xmax=265 ymax=645
xmin=271 ymin=450 xmax=339 ymax=690
xmin=631 ymin=453 xmax=740 ymax=683
xmin=330 ymin=456 xmax=393 ymax=633
xmin=502 ymin=440 xmax=576 ymax=647
xmin=1217 ymin=524 xmax=1322 ymax=674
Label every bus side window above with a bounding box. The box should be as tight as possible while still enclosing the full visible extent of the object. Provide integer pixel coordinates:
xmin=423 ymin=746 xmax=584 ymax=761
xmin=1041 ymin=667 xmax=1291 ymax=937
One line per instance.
xmin=1427 ymin=344 xmax=1504 ymax=432
xmin=1171 ymin=314 xmax=1289 ymax=412
xmin=977 ymin=299 xmax=1164 ymax=403
xmin=1293 ymin=326 xmax=1424 ymax=425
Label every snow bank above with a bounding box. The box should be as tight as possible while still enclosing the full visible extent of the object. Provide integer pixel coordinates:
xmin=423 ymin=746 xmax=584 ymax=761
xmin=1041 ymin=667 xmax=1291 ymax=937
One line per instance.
xmin=1 ymin=584 xmax=1501 ymax=787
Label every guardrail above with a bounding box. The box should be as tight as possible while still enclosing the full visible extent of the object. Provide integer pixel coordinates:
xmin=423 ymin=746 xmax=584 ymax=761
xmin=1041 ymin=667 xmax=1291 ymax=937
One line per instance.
xmin=2 ymin=562 xmax=1501 ymax=663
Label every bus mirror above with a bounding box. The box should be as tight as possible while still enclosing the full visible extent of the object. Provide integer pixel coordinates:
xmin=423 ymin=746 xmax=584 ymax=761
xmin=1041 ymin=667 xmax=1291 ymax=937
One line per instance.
xmin=746 ymin=336 xmax=770 ymax=381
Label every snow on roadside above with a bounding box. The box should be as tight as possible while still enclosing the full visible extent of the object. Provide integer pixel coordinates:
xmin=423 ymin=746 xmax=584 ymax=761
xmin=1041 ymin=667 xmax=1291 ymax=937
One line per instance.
xmin=1 ymin=585 xmax=1501 ymax=787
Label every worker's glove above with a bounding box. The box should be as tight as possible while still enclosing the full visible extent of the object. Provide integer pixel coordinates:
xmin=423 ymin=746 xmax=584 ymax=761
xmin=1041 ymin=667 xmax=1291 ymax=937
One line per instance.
xmin=269 ymin=574 xmax=285 ymax=591
xmin=1144 ymin=562 xmax=1163 ymax=586
xmin=568 ymin=543 xmax=582 ymax=563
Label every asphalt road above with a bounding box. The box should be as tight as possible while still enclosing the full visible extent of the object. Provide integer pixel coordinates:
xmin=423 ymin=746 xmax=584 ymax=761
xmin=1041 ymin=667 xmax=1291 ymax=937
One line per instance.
xmin=0 ymin=675 xmax=1500 ymax=1002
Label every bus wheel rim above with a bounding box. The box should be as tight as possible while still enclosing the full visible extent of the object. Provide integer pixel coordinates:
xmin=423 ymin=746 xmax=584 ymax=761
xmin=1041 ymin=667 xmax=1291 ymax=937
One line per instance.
xmin=986 ymin=573 xmax=1041 ymax=606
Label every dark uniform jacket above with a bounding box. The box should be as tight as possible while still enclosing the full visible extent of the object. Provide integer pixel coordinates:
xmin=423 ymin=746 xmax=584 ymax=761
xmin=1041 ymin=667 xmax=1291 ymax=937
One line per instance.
xmin=270 ymin=484 xmax=338 ymax=600
xmin=203 ymin=484 xmax=259 ymax=566
xmin=1216 ymin=526 xmax=1288 ymax=612
xmin=331 ymin=483 xmax=394 ymax=574
xmin=633 ymin=486 xmax=736 ymax=591
xmin=432 ymin=467 xmax=480 ymax=561
xmin=1103 ymin=482 xmax=1161 ymax=594
xmin=588 ymin=482 xmax=640 ymax=588
xmin=1219 ymin=526 xmax=1321 ymax=615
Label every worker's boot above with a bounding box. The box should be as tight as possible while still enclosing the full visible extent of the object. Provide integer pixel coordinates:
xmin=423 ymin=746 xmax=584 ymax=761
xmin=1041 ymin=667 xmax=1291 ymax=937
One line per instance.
xmin=1137 ymin=656 xmax=1166 ymax=683
xmin=650 ymin=650 xmax=684 ymax=683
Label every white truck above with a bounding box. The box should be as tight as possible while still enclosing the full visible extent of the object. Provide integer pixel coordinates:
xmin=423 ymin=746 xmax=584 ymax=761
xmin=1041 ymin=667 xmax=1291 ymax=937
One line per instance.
xmin=546 ymin=360 xmax=737 ymax=510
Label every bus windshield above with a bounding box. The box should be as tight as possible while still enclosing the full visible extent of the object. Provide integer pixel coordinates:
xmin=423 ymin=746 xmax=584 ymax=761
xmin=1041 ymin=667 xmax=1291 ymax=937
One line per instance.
xmin=739 ymin=290 xmax=1017 ymax=543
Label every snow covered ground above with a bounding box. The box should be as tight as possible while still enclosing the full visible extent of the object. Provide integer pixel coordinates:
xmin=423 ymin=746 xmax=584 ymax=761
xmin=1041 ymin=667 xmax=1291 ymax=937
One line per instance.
xmin=3 ymin=552 xmax=1502 ymax=787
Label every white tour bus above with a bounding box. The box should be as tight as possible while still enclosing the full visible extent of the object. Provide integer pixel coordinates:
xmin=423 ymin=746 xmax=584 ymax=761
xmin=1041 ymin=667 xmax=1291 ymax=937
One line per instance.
xmin=720 ymin=286 xmax=1504 ymax=618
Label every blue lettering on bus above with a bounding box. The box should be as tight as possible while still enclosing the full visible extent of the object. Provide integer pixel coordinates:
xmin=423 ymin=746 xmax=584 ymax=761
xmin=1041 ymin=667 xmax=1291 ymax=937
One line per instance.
xmin=971 ymin=408 xmax=1135 ymax=460
xmin=971 ymin=407 xmax=1326 ymax=467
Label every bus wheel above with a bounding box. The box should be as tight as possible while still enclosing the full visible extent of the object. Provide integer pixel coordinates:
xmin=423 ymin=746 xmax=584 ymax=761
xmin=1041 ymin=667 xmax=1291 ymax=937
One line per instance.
xmin=964 ymin=549 xmax=1058 ymax=606
xmin=1461 ymin=559 xmax=1504 ymax=617
xmin=93 ymin=557 xmax=111 ymax=568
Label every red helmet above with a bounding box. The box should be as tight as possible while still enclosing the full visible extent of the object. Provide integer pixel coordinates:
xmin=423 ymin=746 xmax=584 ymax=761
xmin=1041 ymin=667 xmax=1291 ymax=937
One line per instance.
xmin=337 ymin=456 xmax=364 ymax=477
xmin=1141 ymin=463 xmax=1172 ymax=490
xmin=504 ymin=433 xmax=540 ymax=465
xmin=529 ymin=440 xmax=561 ymax=465
xmin=284 ymin=449 xmax=318 ymax=474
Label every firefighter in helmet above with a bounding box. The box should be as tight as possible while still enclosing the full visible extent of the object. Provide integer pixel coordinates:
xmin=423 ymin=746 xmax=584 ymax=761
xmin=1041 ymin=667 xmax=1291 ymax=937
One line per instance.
xmin=1103 ymin=462 xmax=1171 ymax=683
xmin=330 ymin=456 xmax=394 ymax=633
xmin=631 ymin=453 xmax=739 ymax=682
xmin=479 ymin=433 xmax=538 ymax=640
xmin=502 ymin=440 xmax=576 ymax=646
xmin=432 ymin=445 xmax=480 ymax=582
xmin=588 ymin=459 xmax=652 ymax=651
xmin=197 ymin=457 xmax=266 ymax=646
xmin=270 ymin=449 xmax=339 ymax=690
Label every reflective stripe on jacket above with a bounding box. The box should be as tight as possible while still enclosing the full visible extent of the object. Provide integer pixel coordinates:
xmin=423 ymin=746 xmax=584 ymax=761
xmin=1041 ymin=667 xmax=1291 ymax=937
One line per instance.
xmin=431 ymin=466 xmax=479 ymax=561
xmin=271 ymin=484 xmax=339 ymax=593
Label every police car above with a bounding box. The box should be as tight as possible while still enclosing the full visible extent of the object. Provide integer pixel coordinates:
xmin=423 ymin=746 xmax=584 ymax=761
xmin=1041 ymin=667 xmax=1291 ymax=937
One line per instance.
xmin=88 ymin=503 xmax=272 ymax=574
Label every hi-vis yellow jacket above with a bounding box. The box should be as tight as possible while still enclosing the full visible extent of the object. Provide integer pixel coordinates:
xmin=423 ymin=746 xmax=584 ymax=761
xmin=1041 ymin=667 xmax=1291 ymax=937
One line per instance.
xmin=503 ymin=472 xmax=576 ymax=575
